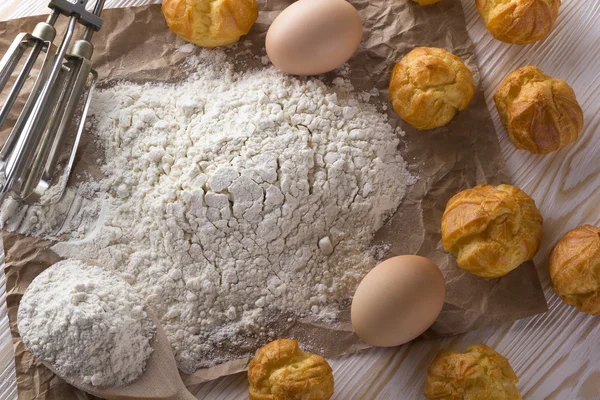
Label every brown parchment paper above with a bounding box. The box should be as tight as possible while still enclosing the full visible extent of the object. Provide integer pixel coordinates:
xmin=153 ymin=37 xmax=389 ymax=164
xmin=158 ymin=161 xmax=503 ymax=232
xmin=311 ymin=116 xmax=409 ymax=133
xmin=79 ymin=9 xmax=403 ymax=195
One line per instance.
xmin=0 ymin=1 xmax=548 ymax=398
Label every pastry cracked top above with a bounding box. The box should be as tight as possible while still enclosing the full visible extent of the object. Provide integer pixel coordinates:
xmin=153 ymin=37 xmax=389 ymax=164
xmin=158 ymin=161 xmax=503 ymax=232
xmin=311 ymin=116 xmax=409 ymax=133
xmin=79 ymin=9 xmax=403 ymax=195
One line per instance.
xmin=389 ymin=47 xmax=474 ymax=130
xmin=550 ymin=224 xmax=600 ymax=315
xmin=476 ymin=0 xmax=561 ymax=44
xmin=248 ymin=339 xmax=334 ymax=400
xmin=162 ymin=0 xmax=258 ymax=48
xmin=441 ymin=184 xmax=543 ymax=278
xmin=424 ymin=344 xmax=522 ymax=400
xmin=494 ymin=66 xmax=583 ymax=154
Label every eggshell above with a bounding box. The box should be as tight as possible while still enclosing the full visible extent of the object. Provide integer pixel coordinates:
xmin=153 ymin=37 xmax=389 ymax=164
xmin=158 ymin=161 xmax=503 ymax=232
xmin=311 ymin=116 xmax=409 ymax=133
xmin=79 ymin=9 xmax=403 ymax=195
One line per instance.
xmin=351 ymin=255 xmax=446 ymax=347
xmin=265 ymin=0 xmax=363 ymax=76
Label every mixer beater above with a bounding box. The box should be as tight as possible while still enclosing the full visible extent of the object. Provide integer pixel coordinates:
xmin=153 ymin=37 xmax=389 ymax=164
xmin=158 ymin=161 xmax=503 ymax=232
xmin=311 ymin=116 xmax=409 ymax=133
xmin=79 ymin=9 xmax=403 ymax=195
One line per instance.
xmin=0 ymin=0 xmax=105 ymax=206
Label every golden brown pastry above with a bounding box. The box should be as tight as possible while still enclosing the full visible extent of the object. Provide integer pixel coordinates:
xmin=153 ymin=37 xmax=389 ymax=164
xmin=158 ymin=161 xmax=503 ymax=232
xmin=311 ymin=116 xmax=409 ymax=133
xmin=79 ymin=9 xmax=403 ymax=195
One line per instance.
xmin=494 ymin=66 xmax=583 ymax=154
xmin=549 ymin=225 xmax=600 ymax=315
xmin=424 ymin=344 xmax=522 ymax=400
xmin=389 ymin=47 xmax=474 ymax=130
xmin=248 ymin=339 xmax=334 ymax=400
xmin=162 ymin=0 xmax=258 ymax=48
xmin=476 ymin=0 xmax=561 ymax=44
xmin=412 ymin=0 xmax=442 ymax=5
xmin=441 ymin=184 xmax=543 ymax=278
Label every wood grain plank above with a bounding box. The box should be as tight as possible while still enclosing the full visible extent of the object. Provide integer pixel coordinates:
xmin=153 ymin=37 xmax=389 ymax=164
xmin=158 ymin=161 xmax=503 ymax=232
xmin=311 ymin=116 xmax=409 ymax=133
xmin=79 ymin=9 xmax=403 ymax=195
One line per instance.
xmin=0 ymin=0 xmax=598 ymax=399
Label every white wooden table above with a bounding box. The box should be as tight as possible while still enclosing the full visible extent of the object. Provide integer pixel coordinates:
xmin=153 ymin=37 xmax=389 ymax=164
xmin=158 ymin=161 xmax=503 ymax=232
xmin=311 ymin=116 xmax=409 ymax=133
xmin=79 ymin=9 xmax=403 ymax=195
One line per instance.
xmin=0 ymin=1 xmax=598 ymax=399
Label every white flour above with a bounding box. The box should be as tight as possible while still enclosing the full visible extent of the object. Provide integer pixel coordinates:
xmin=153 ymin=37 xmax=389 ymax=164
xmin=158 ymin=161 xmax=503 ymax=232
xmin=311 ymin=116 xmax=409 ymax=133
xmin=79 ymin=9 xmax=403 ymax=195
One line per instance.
xmin=17 ymin=260 xmax=155 ymax=386
xmin=12 ymin=50 xmax=415 ymax=372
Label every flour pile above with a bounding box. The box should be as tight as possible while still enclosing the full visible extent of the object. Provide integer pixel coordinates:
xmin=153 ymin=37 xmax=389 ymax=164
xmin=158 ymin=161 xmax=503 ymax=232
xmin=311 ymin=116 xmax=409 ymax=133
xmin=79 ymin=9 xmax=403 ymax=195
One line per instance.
xmin=15 ymin=50 xmax=415 ymax=372
xmin=17 ymin=260 xmax=155 ymax=386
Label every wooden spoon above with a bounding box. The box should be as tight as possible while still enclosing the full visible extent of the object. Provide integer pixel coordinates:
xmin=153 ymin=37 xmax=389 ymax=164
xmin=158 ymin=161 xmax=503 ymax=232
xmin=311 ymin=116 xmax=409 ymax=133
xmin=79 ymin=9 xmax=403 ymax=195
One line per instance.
xmin=43 ymin=313 xmax=196 ymax=400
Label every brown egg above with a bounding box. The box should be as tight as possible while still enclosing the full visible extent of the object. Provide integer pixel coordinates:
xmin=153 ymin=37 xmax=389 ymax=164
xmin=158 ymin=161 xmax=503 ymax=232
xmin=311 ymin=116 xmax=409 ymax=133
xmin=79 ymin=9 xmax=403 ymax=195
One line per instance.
xmin=265 ymin=0 xmax=363 ymax=76
xmin=351 ymin=256 xmax=446 ymax=347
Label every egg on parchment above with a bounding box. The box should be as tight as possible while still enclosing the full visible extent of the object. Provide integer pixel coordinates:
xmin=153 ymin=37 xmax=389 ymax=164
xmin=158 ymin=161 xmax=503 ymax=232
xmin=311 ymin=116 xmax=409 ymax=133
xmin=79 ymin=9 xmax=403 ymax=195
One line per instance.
xmin=266 ymin=0 xmax=363 ymax=76
xmin=351 ymin=255 xmax=446 ymax=347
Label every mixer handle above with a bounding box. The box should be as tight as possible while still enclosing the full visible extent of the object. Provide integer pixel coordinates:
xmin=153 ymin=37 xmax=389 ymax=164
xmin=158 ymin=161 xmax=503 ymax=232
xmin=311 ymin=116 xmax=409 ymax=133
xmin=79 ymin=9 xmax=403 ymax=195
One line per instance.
xmin=48 ymin=0 xmax=104 ymax=32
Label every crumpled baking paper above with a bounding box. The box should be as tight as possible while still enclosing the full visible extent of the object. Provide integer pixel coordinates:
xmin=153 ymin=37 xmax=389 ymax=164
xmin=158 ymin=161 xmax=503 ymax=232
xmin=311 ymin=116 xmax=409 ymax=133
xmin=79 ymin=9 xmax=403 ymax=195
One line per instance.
xmin=0 ymin=1 xmax=547 ymax=398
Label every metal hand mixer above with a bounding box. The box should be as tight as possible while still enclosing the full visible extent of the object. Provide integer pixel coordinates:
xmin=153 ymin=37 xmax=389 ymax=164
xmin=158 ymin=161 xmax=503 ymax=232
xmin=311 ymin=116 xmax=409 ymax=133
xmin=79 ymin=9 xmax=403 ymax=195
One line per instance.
xmin=0 ymin=0 xmax=105 ymax=206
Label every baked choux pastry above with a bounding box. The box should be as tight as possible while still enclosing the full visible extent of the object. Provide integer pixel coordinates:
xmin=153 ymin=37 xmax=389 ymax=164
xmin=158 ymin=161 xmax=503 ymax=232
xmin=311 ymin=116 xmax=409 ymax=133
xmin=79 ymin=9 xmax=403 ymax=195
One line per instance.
xmin=549 ymin=225 xmax=600 ymax=315
xmin=424 ymin=344 xmax=522 ymax=400
xmin=389 ymin=47 xmax=474 ymax=130
xmin=441 ymin=184 xmax=543 ymax=278
xmin=476 ymin=0 xmax=561 ymax=44
xmin=494 ymin=66 xmax=583 ymax=154
xmin=248 ymin=339 xmax=334 ymax=400
xmin=162 ymin=0 xmax=258 ymax=48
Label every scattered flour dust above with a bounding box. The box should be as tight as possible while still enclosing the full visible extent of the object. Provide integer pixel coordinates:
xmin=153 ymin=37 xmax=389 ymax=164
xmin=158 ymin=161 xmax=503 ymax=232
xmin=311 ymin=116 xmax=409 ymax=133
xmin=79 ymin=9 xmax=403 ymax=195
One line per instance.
xmin=17 ymin=260 xmax=155 ymax=386
xmin=14 ymin=50 xmax=416 ymax=372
